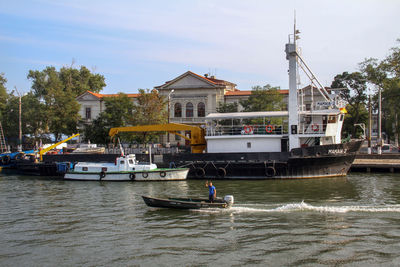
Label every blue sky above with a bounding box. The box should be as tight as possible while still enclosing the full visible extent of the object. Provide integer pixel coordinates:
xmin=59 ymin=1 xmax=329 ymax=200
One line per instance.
xmin=0 ymin=0 xmax=399 ymax=94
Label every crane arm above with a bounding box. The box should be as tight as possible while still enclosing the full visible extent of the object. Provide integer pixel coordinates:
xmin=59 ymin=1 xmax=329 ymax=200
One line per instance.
xmin=109 ymin=123 xmax=206 ymax=153
xmin=39 ymin=133 xmax=80 ymax=161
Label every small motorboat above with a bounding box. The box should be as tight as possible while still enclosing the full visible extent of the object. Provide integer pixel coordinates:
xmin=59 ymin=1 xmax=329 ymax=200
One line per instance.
xmin=142 ymin=195 xmax=234 ymax=209
xmin=64 ymin=154 xmax=189 ymax=181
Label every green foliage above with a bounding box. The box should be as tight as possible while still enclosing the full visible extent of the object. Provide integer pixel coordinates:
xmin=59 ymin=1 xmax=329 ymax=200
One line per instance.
xmin=239 ymin=84 xmax=284 ymax=112
xmin=2 ymin=93 xmax=47 ymax=146
xmin=82 ymin=113 xmax=111 ymax=145
xmin=216 ymin=102 xmax=238 ymax=113
xmin=129 ymin=89 xmax=167 ymax=144
xmin=359 ymin=39 xmax=400 ymax=143
xmin=0 ymin=73 xmax=8 ymax=121
xmin=27 ymin=65 xmax=106 ymax=141
xmin=83 ymin=93 xmax=134 ymax=145
xmin=239 ymin=85 xmax=284 ymax=125
xmin=331 ymin=71 xmax=368 ymax=138
xmin=341 ymin=104 xmax=369 ymax=138
xmin=83 ymin=90 xmax=167 ymax=145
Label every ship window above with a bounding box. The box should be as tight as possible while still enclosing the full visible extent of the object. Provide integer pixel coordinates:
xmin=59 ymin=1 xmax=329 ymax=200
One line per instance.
xmin=247 ymin=142 xmax=251 ymax=148
xmin=186 ymin=102 xmax=193 ymax=117
xmin=328 ymin=115 xmax=337 ymax=123
xmin=82 ymin=167 xmax=88 ymax=171
xmin=120 ymin=160 xmax=125 ymax=164
xmin=198 ymin=102 xmax=205 ymax=117
xmin=129 ymin=159 xmax=133 ymax=164
xmin=339 ymin=114 xmax=344 ymax=121
xmin=174 ymin=103 xmax=182 ymax=117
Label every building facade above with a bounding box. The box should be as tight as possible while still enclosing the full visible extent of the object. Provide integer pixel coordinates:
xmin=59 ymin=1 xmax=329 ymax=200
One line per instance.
xmin=76 ymin=71 xmax=333 ymax=145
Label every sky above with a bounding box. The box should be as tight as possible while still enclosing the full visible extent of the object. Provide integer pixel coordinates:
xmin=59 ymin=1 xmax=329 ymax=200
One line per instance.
xmin=0 ymin=0 xmax=399 ymax=95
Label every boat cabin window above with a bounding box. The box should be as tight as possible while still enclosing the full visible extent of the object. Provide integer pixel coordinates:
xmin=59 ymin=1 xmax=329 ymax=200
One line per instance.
xmin=339 ymin=114 xmax=344 ymax=121
xmin=82 ymin=167 xmax=88 ymax=171
xmin=120 ymin=160 xmax=125 ymax=165
xmin=247 ymin=142 xmax=251 ymax=148
xmin=128 ymin=159 xmax=134 ymax=164
xmin=328 ymin=115 xmax=337 ymax=123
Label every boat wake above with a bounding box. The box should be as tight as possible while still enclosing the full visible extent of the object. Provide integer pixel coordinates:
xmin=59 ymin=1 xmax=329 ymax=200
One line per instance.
xmin=198 ymin=201 xmax=400 ymax=214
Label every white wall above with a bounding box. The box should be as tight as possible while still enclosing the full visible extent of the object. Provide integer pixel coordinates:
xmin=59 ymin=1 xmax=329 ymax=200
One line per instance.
xmin=206 ymin=136 xmax=282 ymax=153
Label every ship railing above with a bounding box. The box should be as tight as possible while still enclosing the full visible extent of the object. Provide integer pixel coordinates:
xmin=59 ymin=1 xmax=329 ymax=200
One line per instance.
xmin=206 ymin=124 xmax=288 ymax=136
xmin=298 ymin=123 xmax=325 ymax=134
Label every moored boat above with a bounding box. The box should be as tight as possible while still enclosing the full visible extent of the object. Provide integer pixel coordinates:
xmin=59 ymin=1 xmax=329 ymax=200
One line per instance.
xmin=108 ymin=25 xmax=363 ymax=180
xmin=142 ymin=195 xmax=234 ymax=209
xmin=64 ymin=154 xmax=189 ymax=181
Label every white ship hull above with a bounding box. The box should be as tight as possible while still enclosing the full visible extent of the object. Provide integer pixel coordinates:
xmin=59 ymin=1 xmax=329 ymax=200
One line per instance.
xmin=64 ymin=168 xmax=189 ymax=181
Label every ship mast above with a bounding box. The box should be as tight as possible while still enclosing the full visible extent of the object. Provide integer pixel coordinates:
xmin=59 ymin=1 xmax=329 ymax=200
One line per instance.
xmin=285 ymin=19 xmax=300 ymax=150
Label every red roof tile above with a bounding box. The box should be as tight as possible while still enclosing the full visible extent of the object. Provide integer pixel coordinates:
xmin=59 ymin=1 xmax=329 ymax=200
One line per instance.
xmin=225 ymin=90 xmax=289 ymax=96
xmin=87 ymin=91 xmax=139 ymax=98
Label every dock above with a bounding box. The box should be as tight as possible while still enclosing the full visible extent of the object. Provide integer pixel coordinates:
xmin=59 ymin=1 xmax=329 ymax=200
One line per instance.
xmin=351 ymin=154 xmax=400 ymax=173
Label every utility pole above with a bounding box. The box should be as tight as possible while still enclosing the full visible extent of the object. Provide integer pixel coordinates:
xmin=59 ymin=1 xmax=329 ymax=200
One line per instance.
xmin=368 ymin=95 xmax=372 ymax=154
xmin=167 ymin=89 xmax=175 ymax=143
xmin=15 ymin=87 xmax=22 ymax=152
xmin=377 ymin=86 xmax=382 ymax=154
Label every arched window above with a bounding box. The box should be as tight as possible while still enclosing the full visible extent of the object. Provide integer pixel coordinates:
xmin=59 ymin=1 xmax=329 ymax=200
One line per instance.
xmin=174 ymin=103 xmax=182 ymax=117
xmin=186 ymin=102 xmax=193 ymax=117
xmin=197 ymin=102 xmax=205 ymax=117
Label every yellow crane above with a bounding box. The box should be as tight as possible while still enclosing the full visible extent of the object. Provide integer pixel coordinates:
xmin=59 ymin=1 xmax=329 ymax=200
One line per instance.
xmin=39 ymin=133 xmax=80 ymax=161
xmin=109 ymin=123 xmax=206 ymax=153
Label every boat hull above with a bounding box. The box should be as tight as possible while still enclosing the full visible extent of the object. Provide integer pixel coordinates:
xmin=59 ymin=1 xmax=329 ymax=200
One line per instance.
xmin=64 ymin=168 xmax=189 ymax=181
xmin=142 ymin=196 xmax=230 ymax=209
xmin=161 ymin=140 xmax=363 ymax=179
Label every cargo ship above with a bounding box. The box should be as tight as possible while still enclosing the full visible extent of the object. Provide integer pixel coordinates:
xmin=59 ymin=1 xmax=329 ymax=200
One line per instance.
xmin=108 ymin=25 xmax=363 ymax=179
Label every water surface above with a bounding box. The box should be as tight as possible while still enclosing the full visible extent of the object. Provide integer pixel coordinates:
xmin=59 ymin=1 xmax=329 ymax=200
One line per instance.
xmin=0 ymin=173 xmax=399 ymax=266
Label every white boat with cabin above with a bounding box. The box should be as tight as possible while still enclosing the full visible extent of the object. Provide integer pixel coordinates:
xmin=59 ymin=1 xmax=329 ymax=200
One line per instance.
xmin=64 ymin=154 xmax=189 ymax=181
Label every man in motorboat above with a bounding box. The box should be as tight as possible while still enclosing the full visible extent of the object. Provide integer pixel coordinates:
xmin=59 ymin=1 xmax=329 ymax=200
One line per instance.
xmin=205 ymin=181 xmax=216 ymax=203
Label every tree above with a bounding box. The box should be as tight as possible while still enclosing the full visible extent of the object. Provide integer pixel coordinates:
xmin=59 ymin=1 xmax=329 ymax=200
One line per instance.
xmin=239 ymin=84 xmax=284 ymax=112
xmin=0 ymin=73 xmax=8 ymax=121
xmin=216 ymin=102 xmax=238 ymax=113
xmin=27 ymin=65 xmax=106 ymax=141
xmin=129 ymin=89 xmax=168 ymax=144
xmin=360 ymin=39 xmax=400 ymax=144
xmin=239 ymin=84 xmax=285 ymax=126
xmin=331 ymin=72 xmax=368 ymax=138
xmin=83 ymin=93 xmax=134 ymax=145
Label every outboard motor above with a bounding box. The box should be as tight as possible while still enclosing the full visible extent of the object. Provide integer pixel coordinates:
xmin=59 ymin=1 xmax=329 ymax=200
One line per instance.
xmin=224 ymin=195 xmax=234 ymax=206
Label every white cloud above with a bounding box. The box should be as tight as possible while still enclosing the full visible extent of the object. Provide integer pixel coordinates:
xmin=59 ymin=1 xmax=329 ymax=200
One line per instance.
xmin=1 ymin=0 xmax=399 ymax=90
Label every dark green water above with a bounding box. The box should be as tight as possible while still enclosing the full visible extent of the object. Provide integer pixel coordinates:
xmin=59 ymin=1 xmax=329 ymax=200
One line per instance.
xmin=1 ymin=173 xmax=400 ymax=266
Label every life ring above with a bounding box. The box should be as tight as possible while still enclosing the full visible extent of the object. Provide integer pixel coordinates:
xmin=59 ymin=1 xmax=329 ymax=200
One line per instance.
xmin=244 ymin=125 xmax=253 ymax=134
xmin=2 ymin=155 xmax=10 ymax=165
xmin=217 ymin=167 xmax=226 ymax=178
xmin=266 ymin=166 xmax=276 ymax=177
xmin=195 ymin=167 xmax=205 ymax=178
xmin=129 ymin=173 xmax=135 ymax=180
xmin=160 ymin=171 xmax=167 ymax=178
xmin=266 ymin=125 xmax=274 ymax=133
xmin=311 ymin=124 xmax=319 ymax=132
xmin=100 ymin=171 xmax=106 ymax=180
xmin=142 ymin=172 xmax=148 ymax=178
